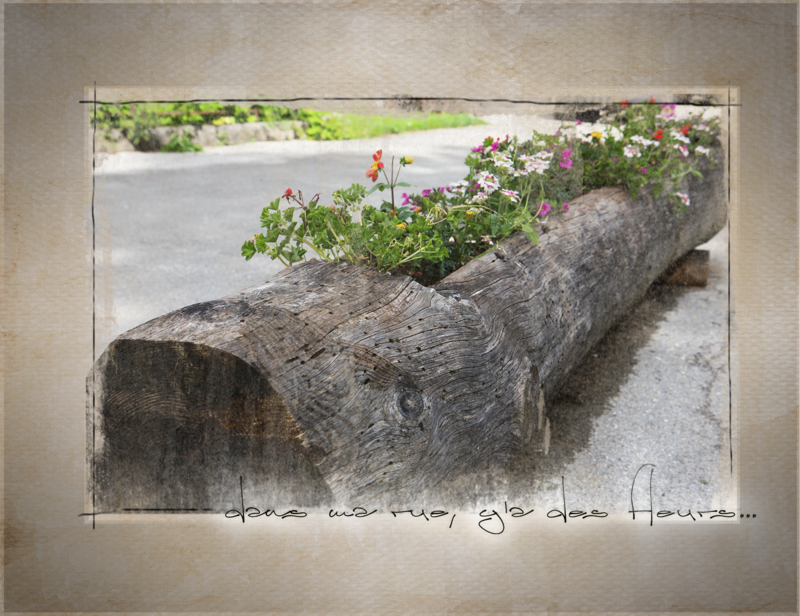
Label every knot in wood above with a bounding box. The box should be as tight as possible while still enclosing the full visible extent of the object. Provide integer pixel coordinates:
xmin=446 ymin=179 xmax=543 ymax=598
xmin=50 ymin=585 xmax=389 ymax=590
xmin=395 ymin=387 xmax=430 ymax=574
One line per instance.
xmin=397 ymin=389 xmax=424 ymax=419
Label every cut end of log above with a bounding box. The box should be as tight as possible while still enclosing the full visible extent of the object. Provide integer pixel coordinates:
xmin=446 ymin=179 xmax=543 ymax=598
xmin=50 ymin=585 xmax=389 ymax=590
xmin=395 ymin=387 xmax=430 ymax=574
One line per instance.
xmin=657 ymin=249 xmax=710 ymax=287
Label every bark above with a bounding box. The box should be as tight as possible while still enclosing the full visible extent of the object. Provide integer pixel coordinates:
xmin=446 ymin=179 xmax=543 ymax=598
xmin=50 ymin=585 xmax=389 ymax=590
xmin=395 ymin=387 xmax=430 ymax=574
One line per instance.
xmin=88 ymin=151 xmax=726 ymax=511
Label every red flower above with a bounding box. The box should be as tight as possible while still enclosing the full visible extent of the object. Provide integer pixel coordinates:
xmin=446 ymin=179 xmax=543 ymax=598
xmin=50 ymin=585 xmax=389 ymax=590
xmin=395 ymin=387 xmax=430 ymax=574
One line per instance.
xmin=283 ymin=188 xmax=294 ymax=199
xmin=365 ymin=149 xmax=385 ymax=182
xmin=620 ymin=99 xmax=629 ymax=108
xmin=652 ymin=129 xmax=663 ymax=141
xmin=649 ymin=96 xmax=657 ymax=103
xmin=681 ymin=124 xmax=691 ymax=135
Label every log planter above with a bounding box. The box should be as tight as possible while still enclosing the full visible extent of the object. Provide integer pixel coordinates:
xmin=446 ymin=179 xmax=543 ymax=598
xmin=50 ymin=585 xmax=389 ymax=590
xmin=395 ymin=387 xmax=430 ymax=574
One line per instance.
xmin=88 ymin=150 xmax=726 ymax=512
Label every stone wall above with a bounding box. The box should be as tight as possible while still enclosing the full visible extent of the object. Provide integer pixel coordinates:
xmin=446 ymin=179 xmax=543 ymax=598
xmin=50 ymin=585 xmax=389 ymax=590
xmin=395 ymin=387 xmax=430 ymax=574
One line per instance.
xmin=94 ymin=120 xmax=307 ymax=153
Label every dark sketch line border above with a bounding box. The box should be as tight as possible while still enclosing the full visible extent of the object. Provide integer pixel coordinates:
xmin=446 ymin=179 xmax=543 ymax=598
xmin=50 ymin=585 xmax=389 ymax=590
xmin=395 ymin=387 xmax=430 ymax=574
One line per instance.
xmin=82 ymin=92 xmax=736 ymax=523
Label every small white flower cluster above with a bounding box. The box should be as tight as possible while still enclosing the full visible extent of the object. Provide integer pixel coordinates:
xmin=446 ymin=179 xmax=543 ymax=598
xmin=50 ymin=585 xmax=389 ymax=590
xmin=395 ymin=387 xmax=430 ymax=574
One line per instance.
xmin=476 ymin=171 xmax=500 ymax=192
xmin=630 ymin=135 xmax=659 ymax=148
xmin=672 ymin=144 xmax=689 ymax=157
xmin=623 ymin=145 xmax=641 ymax=158
xmin=694 ymin=145 xmax=711 ymax=156
xmin=490 ymin=150 xmax=514 ymax=171
xmin=468 ymin=193 xmax=489 ymax=204
xmin=670 ymin=131 xmax=691 ymax=144
xmin=575 ymin=123 xmax=624 ymax=144
xmin=517 ymin=151 xmax=553 ymax=176
xmin=447 ymin=180 xmax=470 ymax=196
xmin=499 ymin=188 xmax=520 ymax=202
xmin=674 ymin=192 xmax=690 ymax=207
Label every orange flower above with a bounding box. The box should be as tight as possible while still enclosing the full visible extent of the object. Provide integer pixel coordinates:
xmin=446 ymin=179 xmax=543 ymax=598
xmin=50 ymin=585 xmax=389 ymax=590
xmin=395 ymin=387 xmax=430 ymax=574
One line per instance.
xmin=365 ymin=149 xmax=385 ymax=182
xmin=620 ymin=99 xmax=629 ymax=108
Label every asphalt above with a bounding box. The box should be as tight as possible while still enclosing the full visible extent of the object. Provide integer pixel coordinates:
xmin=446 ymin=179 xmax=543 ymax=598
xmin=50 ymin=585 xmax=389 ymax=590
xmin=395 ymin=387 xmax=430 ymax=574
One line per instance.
xmin=95 ymin=114 xmax=732 ymax=514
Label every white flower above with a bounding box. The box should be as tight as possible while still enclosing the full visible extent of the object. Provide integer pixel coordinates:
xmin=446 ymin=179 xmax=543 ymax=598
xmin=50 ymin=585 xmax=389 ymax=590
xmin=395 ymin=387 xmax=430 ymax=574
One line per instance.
xmin=623 ymin=145 xmax=641 ymax=158
xmin=670 ymin=131 xmax=690 ymax=144
xmin=468 ymin=192 xmax=489 ymax=204
xmin=519 ymin=154 xmax=550 ymax=175
xmin=527 ymin=158 xmax=550 ymax=175
xmin=499 ymin=189 xmax=520 ymax=202
xmin=475 ymin=171 xmax=500 ymax=192
xmin=675 ymin=192 xmax=690 ymax=207
xmin=695 ymin=145 xmax=711 ymax=156
xmin=695 ymin=123 xmax=710 ymax=132
xmin=673 ymin=144 xmax=689 ymax=157
xmin=447 ymin=180 xmax=470 ymax=195
xmin=575 ymin=123 xmax=623 ymax=145
xmin=631 ymin=135 xmax=659 ymax=148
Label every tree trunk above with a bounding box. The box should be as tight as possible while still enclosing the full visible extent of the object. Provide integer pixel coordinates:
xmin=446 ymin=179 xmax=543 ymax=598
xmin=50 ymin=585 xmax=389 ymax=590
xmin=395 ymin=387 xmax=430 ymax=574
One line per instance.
xmin=88 ymin=151 xmax=726 ymax=511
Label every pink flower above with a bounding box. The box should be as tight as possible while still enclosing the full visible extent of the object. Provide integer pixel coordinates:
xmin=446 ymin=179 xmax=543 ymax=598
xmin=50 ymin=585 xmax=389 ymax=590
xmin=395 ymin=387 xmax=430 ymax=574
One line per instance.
xmin=421 ymin=189 xmax=432 ymax=198
xmin=559 ymin=148 xmax=574 ymax=169
xmin=562 ymin=202 xmax=569 ymax=213
xmin=538 ymin=202 xmax=551 ymax=216
xmin=641 ymin=167 xmax=647 ymax=173
xmin=401 ymin=193 xmax=411 ymax=206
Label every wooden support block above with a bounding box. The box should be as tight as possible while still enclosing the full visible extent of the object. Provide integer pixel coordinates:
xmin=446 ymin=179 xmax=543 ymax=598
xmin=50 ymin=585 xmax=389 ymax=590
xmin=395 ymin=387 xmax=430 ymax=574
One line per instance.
xmin=657 ymin=249 xmax=711 ymax=287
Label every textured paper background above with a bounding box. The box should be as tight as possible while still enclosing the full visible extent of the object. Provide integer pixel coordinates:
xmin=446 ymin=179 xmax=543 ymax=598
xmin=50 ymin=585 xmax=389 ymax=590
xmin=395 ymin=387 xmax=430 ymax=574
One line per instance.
xmin=3 ymin=2 xmax=797 ymax=613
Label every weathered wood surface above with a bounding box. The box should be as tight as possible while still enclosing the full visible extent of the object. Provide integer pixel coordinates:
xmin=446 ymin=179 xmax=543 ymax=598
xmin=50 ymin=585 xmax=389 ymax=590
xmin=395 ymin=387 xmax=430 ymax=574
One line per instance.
xmin=88 ymin=152 xmax=726 ymax=511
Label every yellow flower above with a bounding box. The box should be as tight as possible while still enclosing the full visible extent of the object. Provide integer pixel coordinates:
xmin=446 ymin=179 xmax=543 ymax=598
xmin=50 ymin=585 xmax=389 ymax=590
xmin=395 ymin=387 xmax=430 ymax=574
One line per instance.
xmin=591 ymin=130 xmax=603 ymax=140
xmin=466 ymin=210 xmax=473 ymax=221
xmin=396 ymin=222 xmax=406 ymax=230
xmin=401 ymin=156 xmax=414 ymax=165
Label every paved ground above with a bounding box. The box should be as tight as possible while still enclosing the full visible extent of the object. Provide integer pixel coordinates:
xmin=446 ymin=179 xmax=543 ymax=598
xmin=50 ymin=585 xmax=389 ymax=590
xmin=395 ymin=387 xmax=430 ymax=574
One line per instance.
xmin=94 ymin=114 xmax=732 ymax=514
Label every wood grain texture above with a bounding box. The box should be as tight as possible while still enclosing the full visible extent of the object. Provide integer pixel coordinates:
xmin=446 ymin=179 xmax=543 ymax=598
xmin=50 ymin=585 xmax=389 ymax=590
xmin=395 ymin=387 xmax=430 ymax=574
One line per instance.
xmin=89 ymin=150 xmax=726 ymax=510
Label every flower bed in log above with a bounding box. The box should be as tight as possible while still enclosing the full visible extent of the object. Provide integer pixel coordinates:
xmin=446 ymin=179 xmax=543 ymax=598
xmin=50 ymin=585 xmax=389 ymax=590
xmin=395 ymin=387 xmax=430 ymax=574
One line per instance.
xmin=88 ymin=100 xmax=726 ymax=511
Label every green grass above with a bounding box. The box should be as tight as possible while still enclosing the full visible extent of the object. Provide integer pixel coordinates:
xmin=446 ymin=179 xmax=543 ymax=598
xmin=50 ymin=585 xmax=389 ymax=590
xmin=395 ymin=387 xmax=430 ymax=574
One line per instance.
xmin=336 ymin=112 xmax=486 ymax=140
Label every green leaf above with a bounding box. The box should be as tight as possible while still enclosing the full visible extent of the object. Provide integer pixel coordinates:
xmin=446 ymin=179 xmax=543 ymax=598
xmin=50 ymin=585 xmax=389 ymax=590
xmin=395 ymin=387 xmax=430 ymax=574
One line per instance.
xmin=395 ymin=182 xmax=412 ymax=187
xmin=366 ymin=183 xmax=389 ymax=195
xmin=241 ymin=240 xmax=256 ymax=260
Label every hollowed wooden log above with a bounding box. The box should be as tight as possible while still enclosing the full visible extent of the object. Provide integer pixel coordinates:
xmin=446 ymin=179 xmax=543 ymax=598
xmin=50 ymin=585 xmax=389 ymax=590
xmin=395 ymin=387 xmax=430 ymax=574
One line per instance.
xmin=88 ymin=151 xmax=726 ymax=511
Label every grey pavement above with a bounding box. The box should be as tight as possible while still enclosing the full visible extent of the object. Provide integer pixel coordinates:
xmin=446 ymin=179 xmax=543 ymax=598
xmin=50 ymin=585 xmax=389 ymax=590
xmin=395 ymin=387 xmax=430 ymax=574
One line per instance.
xmin=94 ymin=114 xmax=732 ymax=514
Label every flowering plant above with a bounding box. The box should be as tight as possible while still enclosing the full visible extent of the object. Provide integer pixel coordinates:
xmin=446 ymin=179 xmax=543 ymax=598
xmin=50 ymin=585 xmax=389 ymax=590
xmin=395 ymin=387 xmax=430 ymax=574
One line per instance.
xmin=575 ymin=101 xmax=720 ymax=214
xmin=244 ymin=100 xmax=720 ymax=285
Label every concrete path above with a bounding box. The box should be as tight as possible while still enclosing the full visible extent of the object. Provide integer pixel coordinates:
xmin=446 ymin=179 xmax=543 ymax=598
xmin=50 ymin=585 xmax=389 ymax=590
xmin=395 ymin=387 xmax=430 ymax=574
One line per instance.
xmin=94 ymin=114 xmax=732 ymax=514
